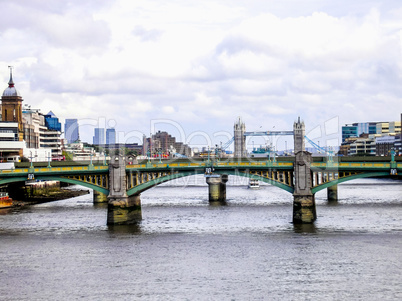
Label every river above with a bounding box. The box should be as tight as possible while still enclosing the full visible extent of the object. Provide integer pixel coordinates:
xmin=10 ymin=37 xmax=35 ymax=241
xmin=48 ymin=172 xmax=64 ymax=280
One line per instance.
xmin=0 ymin=177 xmax=401 ymax=300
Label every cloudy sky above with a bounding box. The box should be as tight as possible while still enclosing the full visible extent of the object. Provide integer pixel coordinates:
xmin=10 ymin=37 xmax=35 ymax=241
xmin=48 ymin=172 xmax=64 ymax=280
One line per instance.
xmin=1 ymin=0 xmax=401 ymax=150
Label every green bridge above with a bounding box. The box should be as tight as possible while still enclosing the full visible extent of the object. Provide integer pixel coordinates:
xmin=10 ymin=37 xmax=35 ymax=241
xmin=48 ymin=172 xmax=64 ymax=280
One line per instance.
xmin=1 ymin=118 xmax=400 ymax=225
xmin=1 ymin=154 xmax=400 ymax=225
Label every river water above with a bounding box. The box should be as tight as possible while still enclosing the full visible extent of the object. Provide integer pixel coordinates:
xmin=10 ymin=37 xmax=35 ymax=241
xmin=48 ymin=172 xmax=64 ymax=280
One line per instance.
xmin=0 ymin=176 xmax=401 ymax=300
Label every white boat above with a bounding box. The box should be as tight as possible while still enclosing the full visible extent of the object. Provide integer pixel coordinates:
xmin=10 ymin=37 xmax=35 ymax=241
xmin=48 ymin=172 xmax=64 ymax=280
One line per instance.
xmin=248 ymin=179 xmax=260 ymax=189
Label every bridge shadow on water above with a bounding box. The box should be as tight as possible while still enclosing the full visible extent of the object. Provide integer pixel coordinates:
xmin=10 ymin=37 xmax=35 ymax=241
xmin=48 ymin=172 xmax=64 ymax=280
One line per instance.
xmin=107 ymin=223 xmax=142 ymax=235
xmin=293 ymin=223 xmax=317 ymax=234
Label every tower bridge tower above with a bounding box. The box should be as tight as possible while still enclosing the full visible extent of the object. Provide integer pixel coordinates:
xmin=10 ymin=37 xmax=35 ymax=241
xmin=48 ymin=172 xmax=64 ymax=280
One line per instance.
xmin=234 ymin=117 xmax=246 ymax=158
xmin=293 ymin=116 xmax=305 ymax=154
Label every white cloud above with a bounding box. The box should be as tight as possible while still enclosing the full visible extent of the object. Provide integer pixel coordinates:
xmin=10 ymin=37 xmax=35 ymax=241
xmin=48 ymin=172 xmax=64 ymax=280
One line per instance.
xmin=1 ymin=0 xmax=401 ymax=145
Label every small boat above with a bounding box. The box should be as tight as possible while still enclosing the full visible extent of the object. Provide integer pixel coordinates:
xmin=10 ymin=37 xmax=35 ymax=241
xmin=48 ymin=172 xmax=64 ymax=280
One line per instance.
xmin=0 ymin=192 xmax=13 ymax=209
xmin=248 ymin=179 xmax=260 ymax=189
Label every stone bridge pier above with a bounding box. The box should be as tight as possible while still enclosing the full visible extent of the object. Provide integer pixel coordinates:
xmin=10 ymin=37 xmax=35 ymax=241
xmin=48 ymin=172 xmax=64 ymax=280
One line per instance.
xmin=327 ymin=184 xmax=338 ymax=202
xmin=293 ymin=118 xmax=316 ymax=223
xmin=206 ymin=174 xmax=228 ymax=203
xmin=107 ymin=155 xmax=142 ymax=224
xmin=293 ymin=151 xmax=316 ymax=223
xmin=93 ymin=190 xmax=107 ymax=203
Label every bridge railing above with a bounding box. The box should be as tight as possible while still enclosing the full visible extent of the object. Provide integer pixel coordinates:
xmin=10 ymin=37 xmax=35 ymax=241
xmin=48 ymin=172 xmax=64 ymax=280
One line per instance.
xmin=126 ymin=161 xmax=295 ymax=170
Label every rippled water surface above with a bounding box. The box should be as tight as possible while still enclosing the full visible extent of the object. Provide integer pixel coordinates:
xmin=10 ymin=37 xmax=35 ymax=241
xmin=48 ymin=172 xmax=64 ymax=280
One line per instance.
xmin=0 ymin=177 xmax=401 ymax=300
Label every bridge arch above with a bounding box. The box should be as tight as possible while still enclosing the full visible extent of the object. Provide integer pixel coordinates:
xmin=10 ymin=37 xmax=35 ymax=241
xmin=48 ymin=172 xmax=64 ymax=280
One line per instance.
xmin=0 ymin=176 xmax=109 ymax=195
xmin=311 ymin=171 xmax=390 ymax=194
xmin=126 ymin=170 xmax=294 ymax=196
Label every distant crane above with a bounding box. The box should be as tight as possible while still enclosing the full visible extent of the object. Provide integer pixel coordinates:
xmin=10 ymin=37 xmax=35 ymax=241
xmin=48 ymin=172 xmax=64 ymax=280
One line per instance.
xmin=304 ymin=136 xmax=334 ymax=161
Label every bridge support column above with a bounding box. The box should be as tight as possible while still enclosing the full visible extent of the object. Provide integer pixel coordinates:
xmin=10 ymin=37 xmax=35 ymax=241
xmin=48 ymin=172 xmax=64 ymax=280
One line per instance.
xmin=107 ymin=194 xmax=142 ymax=225
xmin=293 ymin=148 xmax=316 ymax=223
xmin=327 ymin=184 xmax=338 ymax=202
xmin=206 ymin=174 xmax=228 ymax=203
xmin=107 ymin=154 xmax=142 ymax=225
xmin=93 ymin=190 xmax=107 ymax=203
xmin=293 ymin=195 xmax=316 ymax=223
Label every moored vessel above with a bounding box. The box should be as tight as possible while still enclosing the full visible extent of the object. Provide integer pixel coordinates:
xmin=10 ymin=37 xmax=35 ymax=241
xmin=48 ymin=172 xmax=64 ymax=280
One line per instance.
xmin=248 ymin=179 xmax=260 ymax=189
xmin=0 ymin=192 xmax=13 ymax=208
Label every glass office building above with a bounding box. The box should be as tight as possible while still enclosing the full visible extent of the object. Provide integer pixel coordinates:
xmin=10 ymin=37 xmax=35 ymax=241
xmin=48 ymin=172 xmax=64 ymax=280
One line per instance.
xmin=64 ymin=119 xmax=79 ymax=143
xmin=93 ymin=128 xmax=105 ymax=145
xmin=341 ymin=122 xmax=377 ymax=142
xmin=44 ymin=111 xmax=61 ymax=132
xmin=106 ymin=128 xmax=116 ymax=145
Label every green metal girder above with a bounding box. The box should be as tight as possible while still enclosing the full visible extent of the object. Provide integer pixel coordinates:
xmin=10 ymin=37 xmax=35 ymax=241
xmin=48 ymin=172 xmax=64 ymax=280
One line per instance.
xmin=127 ymin=171 xmax=197 ymax=196
xmin=126 ymin=169 xmax=294 ymax=196
xmin=1 ymin=161 xmax=398 ymax=197
xmin=37 ymin=176 xmax=109 ymax=195
xmin=0 ymin=175 xmax=109 ymax=195
xmin=311 ymin=172 xmax=390 ymax=194
xmin=214 ymin=170 xmax=294 ymax=193
xmin=0 ymin=177 xmax=30 ymax=185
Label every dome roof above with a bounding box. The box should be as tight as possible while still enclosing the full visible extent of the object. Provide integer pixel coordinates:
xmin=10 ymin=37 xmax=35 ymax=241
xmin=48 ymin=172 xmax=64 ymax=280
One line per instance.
xmin=2 ymin=69 xmax=21 ymax=97
xmin=2 ymin=86 xmax=20 ymax=97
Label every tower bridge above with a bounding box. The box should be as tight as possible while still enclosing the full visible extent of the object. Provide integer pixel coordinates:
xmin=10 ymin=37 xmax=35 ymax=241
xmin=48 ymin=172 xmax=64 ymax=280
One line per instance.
xmin=0 ymin=118 xmax=400 ymax=225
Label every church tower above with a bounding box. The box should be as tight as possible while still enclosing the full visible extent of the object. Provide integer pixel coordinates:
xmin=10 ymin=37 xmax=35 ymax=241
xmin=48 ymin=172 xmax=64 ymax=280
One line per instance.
xmin=1 ymin=67 xmax=24 ymax=141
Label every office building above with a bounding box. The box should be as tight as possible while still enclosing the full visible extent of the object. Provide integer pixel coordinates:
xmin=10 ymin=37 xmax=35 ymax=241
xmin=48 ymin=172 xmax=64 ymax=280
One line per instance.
xmin=341 ymin=122 xmax=377 ymax=142
xmin=64 ymin=119 xmax=79 ymax=143
xmin=0 ymin=122 xmax=25 ymax=162
xmin=93 ymin=128 xmax=105 ymax=145
xmin=22 ymin=106 xmax=62 ymax=156
xmin=44 ymin=111 xmax=61 ymax=132
xmin=376 ymin=121 xmax=401 ymax=136
xmin=106 ymin=128 xmax=116 ymax=145
xmin=143 ymin=131 xmax=191 ymax=157
xmin=375 ymin=136 xmax=396 ymax=156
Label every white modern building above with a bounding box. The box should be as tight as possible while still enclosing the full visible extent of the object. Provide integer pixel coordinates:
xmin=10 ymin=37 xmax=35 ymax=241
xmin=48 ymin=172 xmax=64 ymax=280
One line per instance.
xmin=23 ymin=106 xmax=62 ymax=157
xmin=63 ymin=141 xmax=107 ymax=161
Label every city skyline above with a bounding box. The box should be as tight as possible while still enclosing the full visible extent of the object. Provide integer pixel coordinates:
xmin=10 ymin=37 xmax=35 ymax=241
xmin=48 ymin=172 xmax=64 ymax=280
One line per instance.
xmin=1 ymin=1 xmax=402 ymax=145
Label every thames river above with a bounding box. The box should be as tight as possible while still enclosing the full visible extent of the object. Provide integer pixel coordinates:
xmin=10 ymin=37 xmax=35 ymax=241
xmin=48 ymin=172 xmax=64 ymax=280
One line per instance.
xmin=0 ymin=176 xmax=401 ymax=300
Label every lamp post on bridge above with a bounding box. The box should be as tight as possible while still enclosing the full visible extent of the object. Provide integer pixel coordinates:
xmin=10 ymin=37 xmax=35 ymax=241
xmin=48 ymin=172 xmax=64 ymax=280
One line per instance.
xmin=47 ymin=151 xmax=51 ymax=168
xmin=328 ymin=147 xmax=334 ymax=163
xmin=391 ymin=148 xmax=395 ymax=162
xmin=29 ymin=151 xmax=33 ymax=168
xmin=285 ymin=141 xmax=287 ymax=156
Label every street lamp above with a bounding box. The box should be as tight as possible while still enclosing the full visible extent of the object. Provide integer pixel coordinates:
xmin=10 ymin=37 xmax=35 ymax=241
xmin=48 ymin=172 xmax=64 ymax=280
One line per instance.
xmin=47 ymin=152 xmax=51 ymax=168
xmin=29 ymin=151 xmax=33 ymax=168
xmin=285 ymin=141 xmax=287 ymax=156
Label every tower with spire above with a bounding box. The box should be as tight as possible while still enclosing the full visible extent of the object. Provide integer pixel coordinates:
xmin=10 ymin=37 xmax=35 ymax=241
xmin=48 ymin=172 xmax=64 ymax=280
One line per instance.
xmin=1 ymin=66 xmax=24 ymax=141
